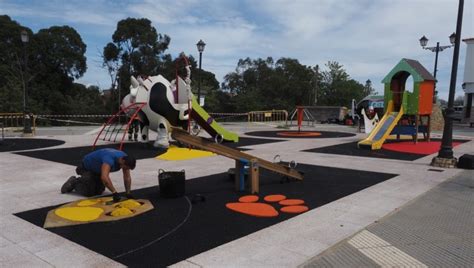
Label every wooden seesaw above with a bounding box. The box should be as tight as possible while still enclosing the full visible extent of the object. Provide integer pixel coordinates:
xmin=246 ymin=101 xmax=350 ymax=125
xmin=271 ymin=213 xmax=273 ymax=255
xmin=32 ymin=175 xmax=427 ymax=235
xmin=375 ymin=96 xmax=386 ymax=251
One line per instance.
xmin=171 ymin=128 xmax=304 ymax=194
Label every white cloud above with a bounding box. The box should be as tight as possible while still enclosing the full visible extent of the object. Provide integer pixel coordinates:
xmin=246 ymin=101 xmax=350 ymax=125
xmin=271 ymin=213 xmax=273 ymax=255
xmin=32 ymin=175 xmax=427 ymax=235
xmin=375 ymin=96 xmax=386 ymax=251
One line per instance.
xmin=4 ymin=0 xmax=473 ymax=100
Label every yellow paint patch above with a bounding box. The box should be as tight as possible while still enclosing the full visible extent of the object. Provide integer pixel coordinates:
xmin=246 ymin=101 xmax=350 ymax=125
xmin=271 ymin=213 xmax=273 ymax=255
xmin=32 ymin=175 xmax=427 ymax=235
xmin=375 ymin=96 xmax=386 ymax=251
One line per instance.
xmin=115 ymin=199 xmax=142 ymax=209
xmin=97 ymin=197 xmax=113 ymax=202
xmin=157 ymin=145 xmax=215 ymax=161
xmin=111 ymin=207 xmax=133 ymax=216
xmin=54 ymin=207 xmax=104 ymax=222
xmin=77 ymin=197 xmax=113 ymax=207
xmin=77 ymin=199 xmax=99 ymax=207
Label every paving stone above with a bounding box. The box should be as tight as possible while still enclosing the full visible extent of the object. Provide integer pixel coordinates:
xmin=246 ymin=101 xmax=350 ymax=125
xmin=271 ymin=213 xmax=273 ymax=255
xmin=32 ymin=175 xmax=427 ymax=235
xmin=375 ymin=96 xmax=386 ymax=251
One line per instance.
xmin=2 ymin=125 xmax=473 ymax=267
xmin=302 ymin=244 xmax=378 ymax=268
xmin=0 ymin=244 xmax=52 ymax=267
xmin=303 ymin=170 xmax=474 ymax=268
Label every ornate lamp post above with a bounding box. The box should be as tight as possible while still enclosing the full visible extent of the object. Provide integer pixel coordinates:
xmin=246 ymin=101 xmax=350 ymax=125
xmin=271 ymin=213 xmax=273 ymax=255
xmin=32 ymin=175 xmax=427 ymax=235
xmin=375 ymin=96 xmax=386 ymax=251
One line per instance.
xmin=20 ymin=30 xmax=32 ymax=134
xmin=419 ymin=33 xmax=456 ymax=103
xmin=431 ymin=0 xmax=464 ymax=168
xmin=196 ymin=39 xmax=206 ymax=104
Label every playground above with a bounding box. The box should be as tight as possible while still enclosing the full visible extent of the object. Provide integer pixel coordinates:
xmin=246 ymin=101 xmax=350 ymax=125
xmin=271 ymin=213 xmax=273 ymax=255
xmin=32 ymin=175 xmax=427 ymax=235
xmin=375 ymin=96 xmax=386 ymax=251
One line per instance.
xmin=0 ymin=49 xmax=473 ymax=267
xmin=3 ymin=0 xmax=474 ymax=265
xmin=1 ymin=108 xmax=473 ymax=267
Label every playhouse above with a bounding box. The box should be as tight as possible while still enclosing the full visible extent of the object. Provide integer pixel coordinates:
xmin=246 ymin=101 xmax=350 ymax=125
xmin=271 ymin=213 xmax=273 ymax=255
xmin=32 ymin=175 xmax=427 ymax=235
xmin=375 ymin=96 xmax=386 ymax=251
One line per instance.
xmin=359 ymin=58 xmax=435 ymax=149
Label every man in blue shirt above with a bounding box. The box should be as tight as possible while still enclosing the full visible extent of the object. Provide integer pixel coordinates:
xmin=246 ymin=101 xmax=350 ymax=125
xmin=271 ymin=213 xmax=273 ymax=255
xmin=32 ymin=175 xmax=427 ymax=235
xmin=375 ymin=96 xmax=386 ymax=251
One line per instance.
xmin=61 ymin=148 xmax=136 ymax=202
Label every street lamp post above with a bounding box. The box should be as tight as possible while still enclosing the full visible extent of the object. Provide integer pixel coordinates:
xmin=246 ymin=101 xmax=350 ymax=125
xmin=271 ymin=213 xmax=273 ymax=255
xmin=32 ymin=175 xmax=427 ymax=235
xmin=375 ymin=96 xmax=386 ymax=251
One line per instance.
xmin=20 ymin=30 xmax=32 ymax=134
xmin=419 ymin=33 xmax=456 ymax=103
xmin=196 ymin=39 xmax=206 ymax=105
xmin=431 ymin=0 xmax=464 ymax=168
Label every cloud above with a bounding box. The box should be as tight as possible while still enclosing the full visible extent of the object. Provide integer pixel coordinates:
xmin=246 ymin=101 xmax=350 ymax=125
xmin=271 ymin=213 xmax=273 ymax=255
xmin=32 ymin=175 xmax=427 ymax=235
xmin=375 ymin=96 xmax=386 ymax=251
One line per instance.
xmin=4 ymin=0 xmax=473 ymax=100
xmin=0 ymin=0 xmax=127 ymax=27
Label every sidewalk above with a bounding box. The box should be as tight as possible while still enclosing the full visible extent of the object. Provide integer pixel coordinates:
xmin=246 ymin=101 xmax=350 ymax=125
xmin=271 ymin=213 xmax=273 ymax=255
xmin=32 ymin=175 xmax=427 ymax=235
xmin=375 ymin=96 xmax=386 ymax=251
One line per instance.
xmin=302 ymin=170 xmax=474 ymax=268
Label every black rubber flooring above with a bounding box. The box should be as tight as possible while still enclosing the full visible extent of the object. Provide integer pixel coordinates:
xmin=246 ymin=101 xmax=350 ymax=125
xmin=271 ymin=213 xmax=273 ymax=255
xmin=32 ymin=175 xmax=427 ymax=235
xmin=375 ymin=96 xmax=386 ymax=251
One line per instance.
xmin=14 ymin=137 xmax=285 ymax=167
xmin=303 ymin=139 xmax=469 ymax=161
xmin=0 ymin=138 xmax=65 ymax=152
xmin=15 ymin=164 xmax=396 ymax=267
xmin=245 ymin=130 xmax=356 ymax=139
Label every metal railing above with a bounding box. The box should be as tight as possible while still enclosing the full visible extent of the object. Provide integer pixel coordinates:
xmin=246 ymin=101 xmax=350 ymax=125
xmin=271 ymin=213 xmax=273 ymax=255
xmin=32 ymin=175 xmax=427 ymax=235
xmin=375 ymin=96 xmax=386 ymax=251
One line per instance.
xmin=0 ymin=113 xmax=36 ymax=134
xmin=248 ymin=110 xmax=288 ymax=125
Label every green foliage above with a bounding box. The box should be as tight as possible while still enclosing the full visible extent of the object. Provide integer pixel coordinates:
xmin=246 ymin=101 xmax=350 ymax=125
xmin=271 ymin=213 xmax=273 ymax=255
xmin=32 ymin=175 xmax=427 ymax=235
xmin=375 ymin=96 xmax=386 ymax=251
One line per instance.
xmin=0 ymin=14 xmax=375 ymax=117
xmin=203 ymin=89 xmax=234 ymax=112
xmin=317 ymin=61 xmax=366 ymax=106
xmin=103 ymin=17 xmax=170 ymax=111
xmin=0 ymin=15 xmax=27 ymax=112
xmin=0 ymin=15 xmax=105 ymax=116
xmin=35 ymin=26 xmax=87 ymax=79
xmin=221 ymin=57 xmax=368 ymax=112
xmin=102 ymin=16 xmax=221 ymax=113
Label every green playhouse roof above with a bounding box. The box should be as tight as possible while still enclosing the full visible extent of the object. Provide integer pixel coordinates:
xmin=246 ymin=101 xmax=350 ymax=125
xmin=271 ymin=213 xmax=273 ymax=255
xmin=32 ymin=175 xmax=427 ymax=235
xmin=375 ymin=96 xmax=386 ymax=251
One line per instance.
xmin=382 ymin=58 xmax=436 ymax=83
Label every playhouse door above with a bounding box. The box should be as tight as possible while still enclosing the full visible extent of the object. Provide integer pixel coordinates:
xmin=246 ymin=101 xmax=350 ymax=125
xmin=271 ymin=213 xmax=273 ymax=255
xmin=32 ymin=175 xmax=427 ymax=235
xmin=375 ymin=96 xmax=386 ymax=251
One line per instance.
xmin=391 ymin=79 xmax=403 ymax=111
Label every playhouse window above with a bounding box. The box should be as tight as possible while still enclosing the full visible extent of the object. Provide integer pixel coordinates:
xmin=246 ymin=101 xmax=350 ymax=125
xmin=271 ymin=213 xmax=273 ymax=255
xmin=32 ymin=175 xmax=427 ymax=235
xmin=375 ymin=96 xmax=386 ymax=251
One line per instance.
xmin=404 ymin=75 xmax=414 ymax=93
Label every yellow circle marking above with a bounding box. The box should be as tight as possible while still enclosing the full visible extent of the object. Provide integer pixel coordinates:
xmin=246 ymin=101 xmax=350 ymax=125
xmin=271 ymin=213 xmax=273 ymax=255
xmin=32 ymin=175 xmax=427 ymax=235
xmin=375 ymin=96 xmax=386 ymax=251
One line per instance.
xmin=116 ymin=199 xmax=142 ymax=209
xmin=97 ymin=197 xmax=113 ymax=202
xmin=77 ymin=199 xmax=99 ymax=207
xmin=55 ymin=207 xmax=104 ymax=222
xmin=111 ymin=207 xmax=134 ymax=217
xmin=157 ymin=145 xmax=215 ymax=161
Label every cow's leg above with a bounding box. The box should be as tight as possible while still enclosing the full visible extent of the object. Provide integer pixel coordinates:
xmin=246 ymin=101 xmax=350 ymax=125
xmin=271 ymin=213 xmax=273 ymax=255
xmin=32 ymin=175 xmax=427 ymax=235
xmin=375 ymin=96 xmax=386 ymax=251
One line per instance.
xmin=154 ymin=123 xmax=169 ymax=148
xmin=141 ymin=125 xmax=149 ymax=143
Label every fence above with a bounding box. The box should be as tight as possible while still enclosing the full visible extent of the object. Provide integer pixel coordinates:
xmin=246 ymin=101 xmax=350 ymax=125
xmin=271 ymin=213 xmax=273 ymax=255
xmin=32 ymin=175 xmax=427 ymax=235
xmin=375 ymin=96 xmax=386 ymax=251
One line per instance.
xmin=290 ymin=106 xmax=347 ymax=123
xmin=248 ymin=110 xmax=288 ymax=125
xmin=0 ymin=113 xmax=36 ymax=133
xmin=34 ymin=114 xmax=113 ymax=126
xmin=208 ymin=112 xmax=248 ymax=122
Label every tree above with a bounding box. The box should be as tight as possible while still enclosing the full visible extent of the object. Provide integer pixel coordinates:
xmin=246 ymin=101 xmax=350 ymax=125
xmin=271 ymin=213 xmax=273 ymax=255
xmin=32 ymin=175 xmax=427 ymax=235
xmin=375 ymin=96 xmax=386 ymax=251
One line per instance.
xmin=102 ymin=42 xmax=120 ymax=91
xmin=30 ymin=25 xmax=88 ymax=115
xmin=0 ymin=15 xmax=26 ymax=112
xmin=222 ymin=57 xmax=315 ymax=112
xmin=0 ymin=16 xmax=94 ymax=115
xmin=310 ymin=64 xmax=321 ymax=105
xmin=102 ymin=17 xmax=170 ymax=112
xmin=221 ymin=58 xmax=370 ymax=112
xmin=318 ymin=61 xmax=366 ymax=107
xmin=35 ymin=26 xmax=87 ymax=79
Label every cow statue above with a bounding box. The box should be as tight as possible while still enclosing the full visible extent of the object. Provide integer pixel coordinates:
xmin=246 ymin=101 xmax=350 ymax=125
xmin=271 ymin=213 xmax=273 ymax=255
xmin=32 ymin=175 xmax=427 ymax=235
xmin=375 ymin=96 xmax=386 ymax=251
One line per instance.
xmin=122 ymin=56 xmax=192 ymax=148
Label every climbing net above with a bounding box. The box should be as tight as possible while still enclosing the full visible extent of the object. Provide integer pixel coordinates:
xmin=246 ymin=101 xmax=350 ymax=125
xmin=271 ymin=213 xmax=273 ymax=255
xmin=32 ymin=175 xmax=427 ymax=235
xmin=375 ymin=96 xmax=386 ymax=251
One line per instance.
xmin=92 ymin=102 xmax=147 ymax=150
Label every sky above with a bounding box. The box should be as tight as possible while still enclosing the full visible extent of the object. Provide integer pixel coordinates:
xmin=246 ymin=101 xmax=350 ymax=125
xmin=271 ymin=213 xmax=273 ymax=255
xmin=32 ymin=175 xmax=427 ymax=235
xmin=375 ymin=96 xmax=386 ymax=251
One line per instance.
xmin=2 ymin=0 xmax=473 ymax=100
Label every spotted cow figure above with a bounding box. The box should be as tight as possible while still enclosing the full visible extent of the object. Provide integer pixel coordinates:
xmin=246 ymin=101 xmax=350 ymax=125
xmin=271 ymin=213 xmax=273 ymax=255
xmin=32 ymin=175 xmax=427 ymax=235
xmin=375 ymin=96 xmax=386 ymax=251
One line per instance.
xmin=122 ymin=63 xmax=192 ymax=148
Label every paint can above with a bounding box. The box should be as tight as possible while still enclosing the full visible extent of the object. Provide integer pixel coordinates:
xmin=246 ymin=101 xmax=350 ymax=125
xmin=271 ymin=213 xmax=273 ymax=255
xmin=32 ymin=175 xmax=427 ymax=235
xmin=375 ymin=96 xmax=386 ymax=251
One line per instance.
xmin=158 ymin=169 xmax=185 ymax=198
xmin=458 ymin=154 xmax=474 ymax=169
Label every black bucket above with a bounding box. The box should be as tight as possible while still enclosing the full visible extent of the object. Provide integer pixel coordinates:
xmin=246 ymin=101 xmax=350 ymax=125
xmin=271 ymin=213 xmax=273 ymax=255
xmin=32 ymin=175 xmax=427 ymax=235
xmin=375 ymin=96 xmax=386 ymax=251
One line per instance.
xmin=158 ymin=169 xmax=185 ymax=198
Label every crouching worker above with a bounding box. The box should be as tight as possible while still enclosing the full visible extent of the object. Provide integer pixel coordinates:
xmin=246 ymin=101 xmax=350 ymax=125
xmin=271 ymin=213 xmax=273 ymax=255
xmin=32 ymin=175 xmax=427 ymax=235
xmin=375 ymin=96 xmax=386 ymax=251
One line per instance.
xmin=61 ymin=148 xmax=136 ymax=202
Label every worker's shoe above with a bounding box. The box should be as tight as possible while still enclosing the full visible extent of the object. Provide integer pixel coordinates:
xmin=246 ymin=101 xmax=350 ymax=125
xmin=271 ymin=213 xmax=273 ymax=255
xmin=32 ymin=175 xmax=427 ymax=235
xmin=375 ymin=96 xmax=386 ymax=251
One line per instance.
xmin=61 ymin=176 xmax=78 ymax=193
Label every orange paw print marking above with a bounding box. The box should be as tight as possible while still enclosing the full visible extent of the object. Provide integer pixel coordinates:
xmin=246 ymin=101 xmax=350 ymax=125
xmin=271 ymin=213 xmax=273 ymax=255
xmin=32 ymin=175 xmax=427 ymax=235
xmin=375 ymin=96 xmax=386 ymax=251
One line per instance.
xmin=238 ymin=195 xmax=259 ymax=203
xmin=264 ymin=194 xmax=286 ymax=202
xmin=226 ymin=194 xmax=308 ymax=217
